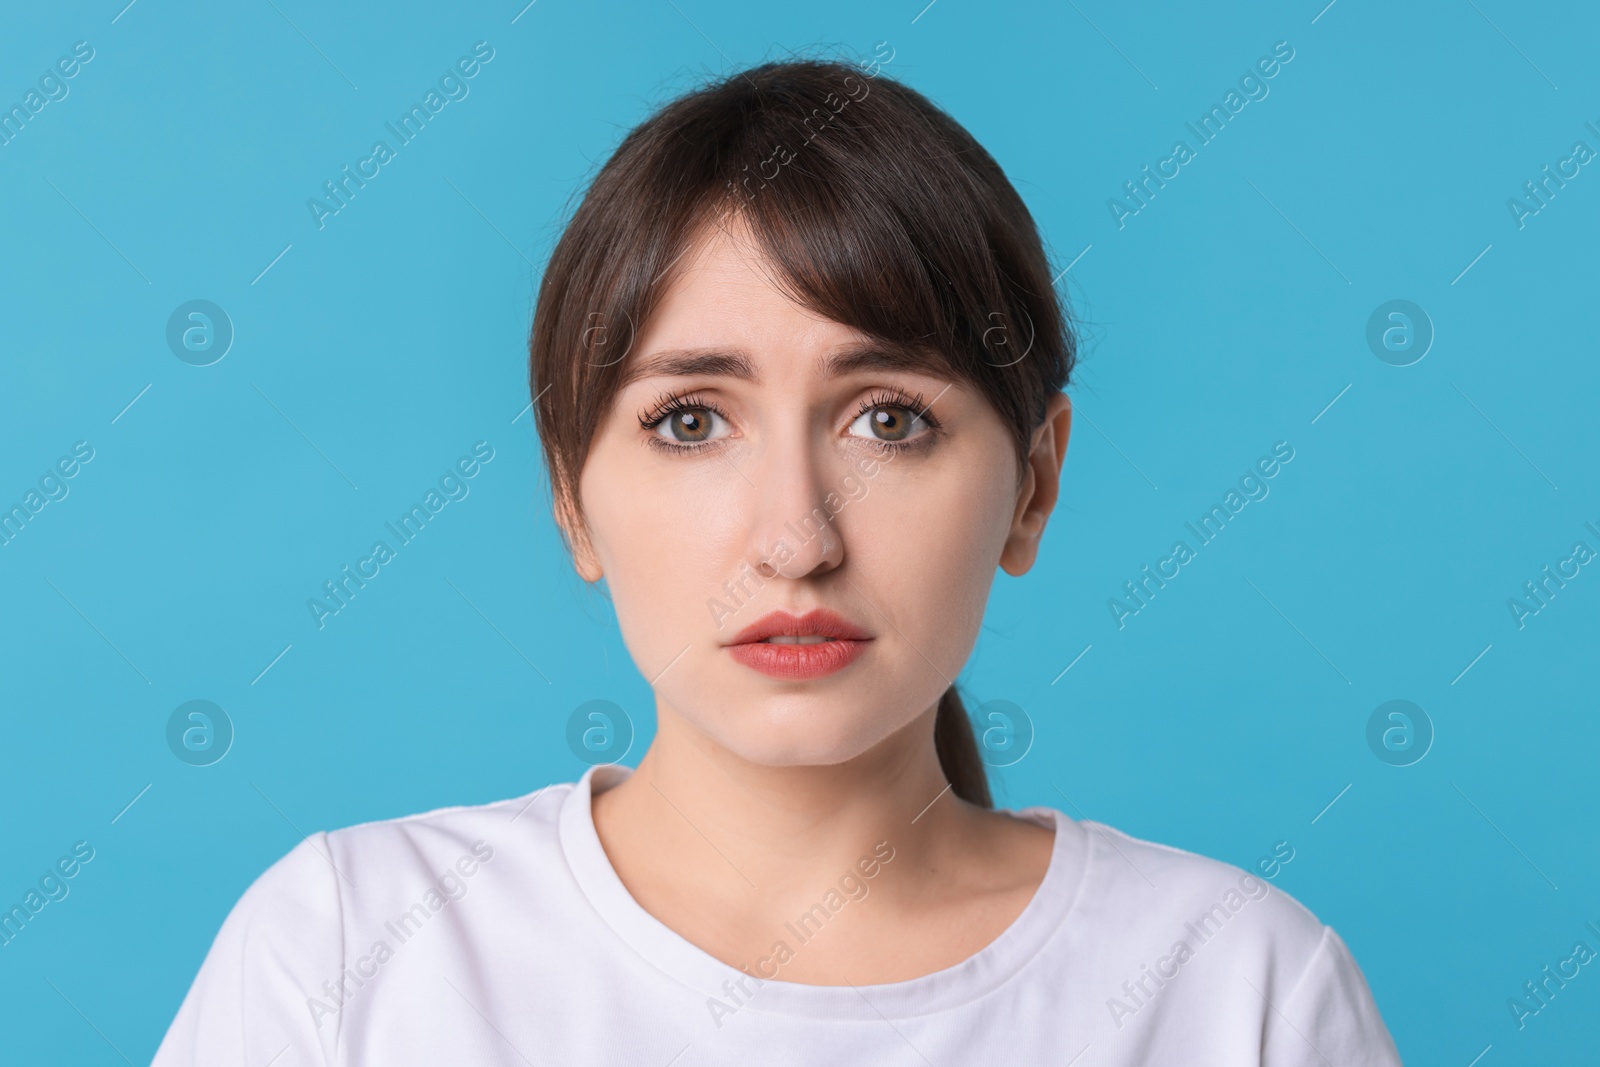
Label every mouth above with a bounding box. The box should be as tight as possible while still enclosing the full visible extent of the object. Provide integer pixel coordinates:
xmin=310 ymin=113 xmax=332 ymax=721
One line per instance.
xmin=724 ymin=608 xmax=873 ymax=679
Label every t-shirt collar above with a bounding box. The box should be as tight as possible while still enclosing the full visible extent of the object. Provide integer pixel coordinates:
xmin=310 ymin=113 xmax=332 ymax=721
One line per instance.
xmin=557 ymin=761 xmax=1090 ymax=1020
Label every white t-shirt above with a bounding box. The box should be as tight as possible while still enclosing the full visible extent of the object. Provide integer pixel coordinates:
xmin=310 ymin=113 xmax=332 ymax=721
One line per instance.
xmin=153 ymin=763 xmax=1402 ymax=1066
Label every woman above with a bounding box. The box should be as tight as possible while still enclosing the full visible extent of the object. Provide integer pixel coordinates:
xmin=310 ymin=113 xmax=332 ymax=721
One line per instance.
xmin=155 ymin=57 xmax=1401 ymax=1065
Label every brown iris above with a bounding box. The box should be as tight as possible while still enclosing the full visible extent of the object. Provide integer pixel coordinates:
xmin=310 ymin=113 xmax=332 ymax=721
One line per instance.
xmin=867 ymin=406 xmax=914 ymax=441
xmin=667 ymin=409 xmax=714 ymax=443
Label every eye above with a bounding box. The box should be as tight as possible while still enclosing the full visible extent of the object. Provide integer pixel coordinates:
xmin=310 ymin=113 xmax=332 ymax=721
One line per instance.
xmin=656 ymin=405 xmax=727 ymax=444
xmin=639 ymin=392 xmax=733 ymax=450
xmin=846 ymin=390 xmax=938 ymax=444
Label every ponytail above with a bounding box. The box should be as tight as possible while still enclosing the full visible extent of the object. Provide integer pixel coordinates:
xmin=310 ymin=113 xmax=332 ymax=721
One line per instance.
xmin=933 ymin=686 xmax=992 ymax=808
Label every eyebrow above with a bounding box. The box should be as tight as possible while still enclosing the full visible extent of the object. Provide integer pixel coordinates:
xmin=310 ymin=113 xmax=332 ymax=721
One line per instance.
xmin=617 ymin=339 xmax=955 ymax=390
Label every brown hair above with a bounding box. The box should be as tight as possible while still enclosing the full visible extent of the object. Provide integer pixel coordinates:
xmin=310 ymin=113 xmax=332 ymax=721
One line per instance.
xmin=528 ymin=54 xmax=1076 ymax=808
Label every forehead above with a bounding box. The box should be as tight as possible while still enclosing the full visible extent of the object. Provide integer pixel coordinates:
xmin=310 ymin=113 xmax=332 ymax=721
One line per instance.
xmin=619 ymin=217 xmax=953 ymax=387
xmin=642 ymin=216 xmax=848 ymax=342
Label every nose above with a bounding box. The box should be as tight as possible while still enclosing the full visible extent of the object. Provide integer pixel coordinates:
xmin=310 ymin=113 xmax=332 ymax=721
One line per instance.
xmin=741 ymin=431 xmax=847 ymax=580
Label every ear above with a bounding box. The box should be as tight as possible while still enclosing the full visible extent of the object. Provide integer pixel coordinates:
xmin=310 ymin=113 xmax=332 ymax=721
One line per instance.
xmin=999 ymin=391 xmax=1072 ymax=577
xmin=552 ymin=485 xmax=604 ymax=583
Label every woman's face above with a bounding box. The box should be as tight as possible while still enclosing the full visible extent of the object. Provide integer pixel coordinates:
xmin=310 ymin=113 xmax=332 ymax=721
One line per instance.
xmin=570 ymin=215 xmax=1065 ymax=768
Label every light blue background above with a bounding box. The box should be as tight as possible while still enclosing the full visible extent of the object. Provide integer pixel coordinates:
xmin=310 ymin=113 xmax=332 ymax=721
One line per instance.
xmin=2 ymin=0 xmax=1597 ymax=1062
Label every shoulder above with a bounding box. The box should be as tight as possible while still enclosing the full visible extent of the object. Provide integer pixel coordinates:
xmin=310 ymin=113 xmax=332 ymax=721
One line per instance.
xmin=222 ymin=779 xmax=578 ymax=944
xmin=1065 ymin=817 xmax=1327 ymax=972
xmin=1045 ymin=817 xmax=1401 ymax=1061
xmin=281 ymin=780 xmax=583 ymax=933
xmin=154 ymin=782 xmax=577 ymax=1065
xmin=319 ymin=780 xmax=575 ymax=880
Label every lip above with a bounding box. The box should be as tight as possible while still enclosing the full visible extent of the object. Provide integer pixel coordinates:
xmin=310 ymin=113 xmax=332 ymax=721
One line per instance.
xmin=724 ymin=608 xmax=874 ymax=680
xmin=726 ymin=608 xmax=873 ymax=645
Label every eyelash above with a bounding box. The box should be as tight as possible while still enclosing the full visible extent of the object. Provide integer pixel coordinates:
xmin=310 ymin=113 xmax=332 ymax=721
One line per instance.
xmin=636 ymin=388 xmax=942 ymax=457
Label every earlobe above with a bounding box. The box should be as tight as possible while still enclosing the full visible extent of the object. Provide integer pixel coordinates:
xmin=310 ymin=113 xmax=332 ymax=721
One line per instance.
xmin=573 ymin=542 xmax=603 ymax=583
xmin=554 ymin=492 xmax=604 ymax=582
xmin=998 ymin=392 xmax=1072 ymax=577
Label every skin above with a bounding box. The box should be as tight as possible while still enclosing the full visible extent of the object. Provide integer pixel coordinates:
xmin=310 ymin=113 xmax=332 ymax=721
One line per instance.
xmin=563 ymin=211 xmax=1074 ymax=985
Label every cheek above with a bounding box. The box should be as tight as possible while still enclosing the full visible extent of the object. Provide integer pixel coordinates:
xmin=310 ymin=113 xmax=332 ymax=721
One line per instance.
xmin=580 ymin=450 xmax=746 ymax=656
xmin=846 ymin=450 xmax=1014 ymax=664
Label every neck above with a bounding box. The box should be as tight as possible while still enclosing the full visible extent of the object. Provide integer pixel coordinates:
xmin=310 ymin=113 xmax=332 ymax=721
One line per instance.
xmin=591 ymin=698 xmax=973 ymax=906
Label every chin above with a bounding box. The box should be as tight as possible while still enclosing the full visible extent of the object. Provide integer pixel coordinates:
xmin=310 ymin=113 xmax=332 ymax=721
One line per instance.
xmin=696 ymin=694 xmax=906 ymax=769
